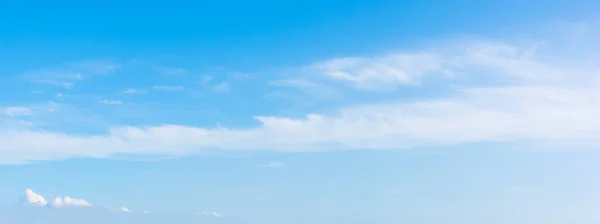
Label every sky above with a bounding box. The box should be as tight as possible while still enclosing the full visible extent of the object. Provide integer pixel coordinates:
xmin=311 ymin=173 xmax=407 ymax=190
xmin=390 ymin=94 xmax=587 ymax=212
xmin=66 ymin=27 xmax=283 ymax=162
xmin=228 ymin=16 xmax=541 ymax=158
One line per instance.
xmin=1 ymin=0 xmax=600 ymax=223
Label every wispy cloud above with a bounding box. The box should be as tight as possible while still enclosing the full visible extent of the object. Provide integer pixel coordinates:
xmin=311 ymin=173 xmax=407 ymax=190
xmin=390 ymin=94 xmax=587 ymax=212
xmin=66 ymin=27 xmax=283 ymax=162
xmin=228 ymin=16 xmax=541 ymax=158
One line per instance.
xmin=100 ymin=100 xmax=123 ymax=105
xmin=152 ymin=86 xmax=185 ymax=91
xmin=2 ymin=107 xmax=31 ymax=117
xmin=1 ymin=23 xmax=600 ymax=164
xmin=196 ymin=212 xmax=222 ymax=217
xmin=211 ymin=82 xmax=230 ymax=93
xmin=312 ymin=52 xmax=450 ymax=91
xmin=259 ymin=161 xmax=284 ymax=168
xmin=22 ymin=60 xmax=119 ymax=89
xmin=122 ymin=88 xmax=147 ymax=95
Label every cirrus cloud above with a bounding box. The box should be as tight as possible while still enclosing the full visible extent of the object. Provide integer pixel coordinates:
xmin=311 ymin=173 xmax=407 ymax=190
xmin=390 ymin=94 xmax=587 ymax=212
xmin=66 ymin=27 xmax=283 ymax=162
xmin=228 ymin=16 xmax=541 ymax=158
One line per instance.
xmin=1 ymin=23 xmax=599 ymax=164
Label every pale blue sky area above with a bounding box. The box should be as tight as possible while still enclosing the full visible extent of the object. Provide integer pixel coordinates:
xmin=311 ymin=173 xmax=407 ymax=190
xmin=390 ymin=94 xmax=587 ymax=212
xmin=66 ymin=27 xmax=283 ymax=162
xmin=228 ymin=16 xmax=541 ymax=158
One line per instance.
xmin=1 ymin=0 xmax=600 ymax=224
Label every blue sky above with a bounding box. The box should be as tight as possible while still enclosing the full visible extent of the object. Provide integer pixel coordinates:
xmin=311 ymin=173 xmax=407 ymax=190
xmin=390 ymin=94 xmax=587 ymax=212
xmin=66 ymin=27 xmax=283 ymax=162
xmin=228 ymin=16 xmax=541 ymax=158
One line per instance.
xmin=2 ymin=0 xmax=600 ymax=223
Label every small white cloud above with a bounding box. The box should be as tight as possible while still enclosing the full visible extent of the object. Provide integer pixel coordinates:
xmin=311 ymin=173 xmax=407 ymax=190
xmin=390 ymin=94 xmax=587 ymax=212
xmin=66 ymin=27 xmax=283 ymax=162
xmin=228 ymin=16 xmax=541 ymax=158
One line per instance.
xmin=152 ymin=86 xmax=184 ymax=91
xmin=51 ymin=196 xmax=93 ymax=208
xmin=123 ymin=88 xmax=137 ymax=94
xmin=120 ymin=207 xmax=131 ymax=213
xmin=24 ymin=189 xmax=47 ymax=206
xmin=313 ymin=52 xmax=449 ymax=91
xmin=259 ymin=161 xmax=284 ymax=168
xmin=56 ymin=93 xmax=63 ymax=97
xmin=196 ymin=211 xmax=221 ymax=217
xmin=100 ymin=100 xmax=122 ymax=105
xmin=143 ymin=210 xmax=149 ymax=214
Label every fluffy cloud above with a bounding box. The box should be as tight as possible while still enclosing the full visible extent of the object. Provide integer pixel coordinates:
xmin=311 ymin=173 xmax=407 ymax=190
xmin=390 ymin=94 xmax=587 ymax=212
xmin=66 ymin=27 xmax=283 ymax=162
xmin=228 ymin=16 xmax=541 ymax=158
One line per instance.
xmin=52 ymin=196 xmax=93 ymax=208
xmin=120 ymin=207 xmax=131 ymax=213
xmin=23 ymin=189 xmax=93 ymax=208
xmin=0 ymin=23 xmax=599 ymax=164
xmin=24 ymin=189 xmax=48 ymax=206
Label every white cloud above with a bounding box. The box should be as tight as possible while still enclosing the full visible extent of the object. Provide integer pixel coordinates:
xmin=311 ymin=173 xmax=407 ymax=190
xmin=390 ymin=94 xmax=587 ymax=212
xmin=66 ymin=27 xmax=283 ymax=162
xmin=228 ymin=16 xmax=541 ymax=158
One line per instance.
xmin=196 ymin=212 xmax=221 ymax=217
xmin=313 ymin=52 xmax=450 ymax=91
xmin=260 ymin=161 xmax=284 ymax=168
xmin=24 ymin=189 xmax=47 ymax=206
xmin=22 ymin=189 xmax=92 ymax=208
xmin=120 ymin=207 xmax=131 ymax=213
xmin=152 ymin=86 xmax=184 ymax=91
xmin=1 ymin=23 xmax=600 ymax=164
xmin=51 ymin=196 xmax=93 ymax=208
xmin=100 ymin=100 xmax=123 ymax=105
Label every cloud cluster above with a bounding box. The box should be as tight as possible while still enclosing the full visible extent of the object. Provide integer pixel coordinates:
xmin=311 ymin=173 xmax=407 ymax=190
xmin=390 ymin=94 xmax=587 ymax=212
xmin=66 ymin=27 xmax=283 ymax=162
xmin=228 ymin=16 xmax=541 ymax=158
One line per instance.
xmin=16 ymin=189 xmax=223 ymax=220
xmin=24 ymin=189 xmax=93 ymax=208
xmin=52 ymin=196 xmax=93 ymax=208
xmin=0 ymin=23 xmax=599 ymax=164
